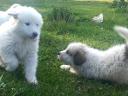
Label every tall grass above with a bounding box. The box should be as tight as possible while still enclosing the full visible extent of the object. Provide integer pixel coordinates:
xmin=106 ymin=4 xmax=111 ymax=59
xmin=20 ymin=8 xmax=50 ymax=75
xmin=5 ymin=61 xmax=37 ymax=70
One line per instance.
xmin=45 ymin=7 xmax=76 ymax=34
xmin=47 ymin=7 xmax=75 ymax=23
xmin=112 ymin=0 xmax=127 ymax=8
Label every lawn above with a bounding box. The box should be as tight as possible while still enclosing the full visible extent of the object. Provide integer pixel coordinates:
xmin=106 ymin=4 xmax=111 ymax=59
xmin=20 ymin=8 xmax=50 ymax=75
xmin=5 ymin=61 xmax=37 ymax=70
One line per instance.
xmin=0 ymin=0 xmax=128 ymax=96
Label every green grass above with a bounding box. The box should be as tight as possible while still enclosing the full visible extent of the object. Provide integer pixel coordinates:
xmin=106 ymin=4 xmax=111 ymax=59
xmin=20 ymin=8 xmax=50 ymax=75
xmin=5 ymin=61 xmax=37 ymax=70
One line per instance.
xmin=0 ymin=0 xmax=128 ymax=96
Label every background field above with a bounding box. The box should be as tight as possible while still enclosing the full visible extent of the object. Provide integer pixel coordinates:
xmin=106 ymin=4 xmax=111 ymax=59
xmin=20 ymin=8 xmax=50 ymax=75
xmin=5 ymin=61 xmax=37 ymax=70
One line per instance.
xmin=0 ymin=0 xmax=128 ymax=96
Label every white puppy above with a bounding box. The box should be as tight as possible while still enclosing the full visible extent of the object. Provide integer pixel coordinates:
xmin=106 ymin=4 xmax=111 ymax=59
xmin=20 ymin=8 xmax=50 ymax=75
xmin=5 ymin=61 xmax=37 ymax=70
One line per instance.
xmin=0 ymin=6 xmax=43 ymax=84
xmin=0 ymin=4 xmax=21 ymax=25
xmin=58 ymin=26 xmax=128 ymax=84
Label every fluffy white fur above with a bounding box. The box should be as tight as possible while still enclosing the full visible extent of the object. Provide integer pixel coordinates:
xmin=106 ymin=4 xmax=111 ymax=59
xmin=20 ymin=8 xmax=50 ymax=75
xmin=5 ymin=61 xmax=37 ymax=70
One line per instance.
xmin=0 ymin=5 xmax=43 ymax=84
xmin=58 ymin=26 xmax=128 ymax=84
xmin=0 ymin=4 xmax=21 ymax=25
xmin=6 ymin=4 xmax=21 ymax=13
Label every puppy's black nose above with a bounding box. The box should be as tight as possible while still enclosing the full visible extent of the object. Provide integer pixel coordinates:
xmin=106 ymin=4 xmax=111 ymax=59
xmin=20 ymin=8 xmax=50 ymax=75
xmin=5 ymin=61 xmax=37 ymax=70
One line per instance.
xmin=32 ymin=32 xmax=38 ymax=38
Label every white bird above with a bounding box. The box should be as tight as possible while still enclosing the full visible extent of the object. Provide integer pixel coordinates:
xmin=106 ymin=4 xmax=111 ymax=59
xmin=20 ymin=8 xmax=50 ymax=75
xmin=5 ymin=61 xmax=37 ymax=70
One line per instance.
xmin=92 ymin=13 xmax=103 ymax=23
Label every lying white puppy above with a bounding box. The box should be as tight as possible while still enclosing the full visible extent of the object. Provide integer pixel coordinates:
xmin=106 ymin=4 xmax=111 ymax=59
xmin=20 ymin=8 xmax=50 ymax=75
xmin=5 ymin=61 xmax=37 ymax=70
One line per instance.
xmin=0 ymin=6 xmax=43 ymax=84
xmin=0 ymin=4 xmax=21 ymax=25
xmin=92 ymin=13 xmax=103 ymax=23
xmin=58 ymin=26 xmax=128 ymax=84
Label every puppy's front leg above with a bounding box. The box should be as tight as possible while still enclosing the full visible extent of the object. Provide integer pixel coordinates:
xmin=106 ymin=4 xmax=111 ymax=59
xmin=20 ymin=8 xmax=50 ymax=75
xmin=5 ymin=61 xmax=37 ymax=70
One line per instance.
xmin=24 ymin=53 xmax=38 ymax=85
xmin=60 ymin=65 xmax=71 ymax=70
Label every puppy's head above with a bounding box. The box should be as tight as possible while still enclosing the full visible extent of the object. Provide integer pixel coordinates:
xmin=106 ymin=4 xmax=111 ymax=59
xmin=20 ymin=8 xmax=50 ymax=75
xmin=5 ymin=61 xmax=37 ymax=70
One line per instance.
xmin=8 ymin=6 xmax=43 ymax=40
xmin=58 ymin=42 xmax=86 ymax=66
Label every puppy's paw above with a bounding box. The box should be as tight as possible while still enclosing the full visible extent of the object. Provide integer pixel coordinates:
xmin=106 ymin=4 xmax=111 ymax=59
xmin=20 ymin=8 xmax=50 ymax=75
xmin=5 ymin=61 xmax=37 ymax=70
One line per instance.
xmin=60 ymin=65 xmax=70 ymax=71
xmin=69 ymin=68 xmax=78 ymax=75
xmin=26 ymin=77 xmax=38 ymax=85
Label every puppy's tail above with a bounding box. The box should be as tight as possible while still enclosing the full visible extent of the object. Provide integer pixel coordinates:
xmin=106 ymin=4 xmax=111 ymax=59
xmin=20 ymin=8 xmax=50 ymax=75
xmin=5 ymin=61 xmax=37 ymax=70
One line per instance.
xmin=114 ymin=26 xmax=128 ymax=41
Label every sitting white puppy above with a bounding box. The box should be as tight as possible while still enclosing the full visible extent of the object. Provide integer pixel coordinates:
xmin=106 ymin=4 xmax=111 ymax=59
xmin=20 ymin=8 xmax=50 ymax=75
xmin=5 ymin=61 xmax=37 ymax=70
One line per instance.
xmin=0 ymin=4 xmax=21 ymax=25
xmin=58 ymin=26 xmax=128 ymax=84
xmin=0 ymin=6 xmax=43 ymax=84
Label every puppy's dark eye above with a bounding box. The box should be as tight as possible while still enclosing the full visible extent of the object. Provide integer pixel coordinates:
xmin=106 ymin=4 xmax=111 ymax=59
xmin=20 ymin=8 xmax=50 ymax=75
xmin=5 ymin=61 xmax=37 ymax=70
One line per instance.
xmin=25 ymin=22 xmax=30 ymax=26
xmin=66 ymin=50 xmax=72 ymax=56
xmin=36 ymin=24 xmax=39 ymax=26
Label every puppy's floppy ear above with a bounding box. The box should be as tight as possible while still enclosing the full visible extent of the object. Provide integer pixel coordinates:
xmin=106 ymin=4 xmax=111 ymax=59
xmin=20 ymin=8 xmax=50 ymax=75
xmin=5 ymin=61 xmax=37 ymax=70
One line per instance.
xmin=8 ymin=12 xmax=18 ymax=19
xmin=7 ymin=4 xmax=21 ymax=19
xmin=73 ymin=49 xmax=86 ymax=66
